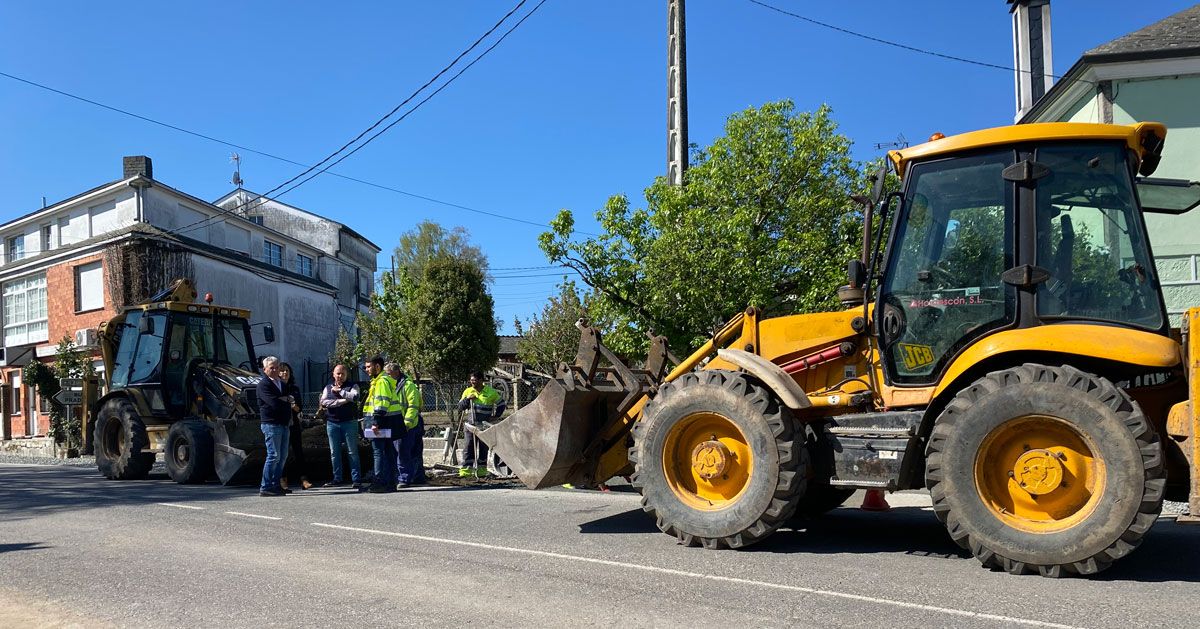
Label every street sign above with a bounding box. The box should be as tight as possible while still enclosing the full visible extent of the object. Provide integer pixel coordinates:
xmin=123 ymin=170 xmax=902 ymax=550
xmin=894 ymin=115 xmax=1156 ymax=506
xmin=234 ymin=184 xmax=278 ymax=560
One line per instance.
xmin=59 ymin=378 xmax=84 ymax=388
xmin=53 ymin=389 xmax=83 ymax=406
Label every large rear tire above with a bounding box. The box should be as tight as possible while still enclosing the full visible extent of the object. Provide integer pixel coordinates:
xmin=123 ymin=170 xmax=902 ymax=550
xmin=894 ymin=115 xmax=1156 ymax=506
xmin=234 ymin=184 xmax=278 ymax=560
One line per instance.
xmin=631 ymin=370 xmax=806 ymax=549
xmin=926 ymin=364 xmax=1164 ymax=577
xmin=95 ymin=397 xmax=155 ymax=480
xmin=165 ymin=420 xmax=215 ymax=484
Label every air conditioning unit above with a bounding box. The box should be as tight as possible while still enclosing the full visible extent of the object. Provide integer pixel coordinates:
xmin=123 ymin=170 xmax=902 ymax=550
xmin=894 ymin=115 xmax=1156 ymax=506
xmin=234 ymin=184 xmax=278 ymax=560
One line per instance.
xmin=74 ymin=328 xmax=99 ymax=348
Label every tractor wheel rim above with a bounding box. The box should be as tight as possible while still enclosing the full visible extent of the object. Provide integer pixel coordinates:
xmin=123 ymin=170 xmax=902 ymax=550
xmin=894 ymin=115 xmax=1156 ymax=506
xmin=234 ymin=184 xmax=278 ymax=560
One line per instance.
xmin=174 ymin=441 xmax=190 ymax=465
xmin=974 ymin=415 xmax=1105 ymax=533
xmin=662 ymin=412 xmax=752 ymax=511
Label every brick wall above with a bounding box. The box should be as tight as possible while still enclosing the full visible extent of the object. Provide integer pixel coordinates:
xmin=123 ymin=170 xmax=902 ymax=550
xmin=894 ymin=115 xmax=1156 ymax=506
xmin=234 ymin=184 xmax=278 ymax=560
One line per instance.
xmin=48 ymin=252 xmax=115 ymax=343
xmin=3 ymin=252 xmax=112 ymax=440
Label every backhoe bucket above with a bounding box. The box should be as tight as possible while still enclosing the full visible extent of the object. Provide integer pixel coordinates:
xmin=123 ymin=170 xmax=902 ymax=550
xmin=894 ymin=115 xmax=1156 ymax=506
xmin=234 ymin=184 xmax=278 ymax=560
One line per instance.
xmin=475 ymin=379 xmax=628 ymax=489
xmin=213 ymin=418 xmax=266 ymax=485
xmin=476 ymin=321 xmax=675 ymax=489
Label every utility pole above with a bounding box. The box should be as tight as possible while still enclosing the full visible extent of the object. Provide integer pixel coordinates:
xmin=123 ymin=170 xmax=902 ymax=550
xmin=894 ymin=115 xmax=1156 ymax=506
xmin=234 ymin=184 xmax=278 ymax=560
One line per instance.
xmin=667 ymin=0 xmax=688 ymax=186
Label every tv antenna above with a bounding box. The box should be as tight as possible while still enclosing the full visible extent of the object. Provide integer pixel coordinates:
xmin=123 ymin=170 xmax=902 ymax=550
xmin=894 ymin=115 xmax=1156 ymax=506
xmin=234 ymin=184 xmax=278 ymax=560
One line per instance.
xmin=873 ymin=134 xmax=909 ymax=151
xmin=230 ymin=153 xmax=244 ymax=188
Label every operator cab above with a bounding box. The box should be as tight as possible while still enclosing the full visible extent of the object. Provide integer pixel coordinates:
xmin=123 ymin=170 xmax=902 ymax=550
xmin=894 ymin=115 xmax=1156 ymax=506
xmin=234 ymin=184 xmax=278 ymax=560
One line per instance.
xmin=106 ymin=306 xmax=262 ymax=417
xmin=874 ymin=123 xmax=1199 ymax=386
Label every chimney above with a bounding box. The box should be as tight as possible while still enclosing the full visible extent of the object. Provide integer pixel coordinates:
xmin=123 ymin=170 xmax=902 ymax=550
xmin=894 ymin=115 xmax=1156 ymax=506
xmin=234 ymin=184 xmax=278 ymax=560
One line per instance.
xmin=123 ymin=155 xmax=153 ymax=179
xmin=1009 ymin=0 xmax=1054 ymax=122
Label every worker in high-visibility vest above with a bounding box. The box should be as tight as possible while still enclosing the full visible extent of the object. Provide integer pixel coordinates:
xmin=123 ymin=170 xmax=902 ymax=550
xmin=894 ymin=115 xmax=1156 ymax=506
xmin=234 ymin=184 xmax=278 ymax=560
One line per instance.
xmin=361 ymin=356 xmax=404 ymax=493
xmin=386 ymin=363 xmax=426 ymax=488
xmin=458 ymin=371 xmax=504 ymax=478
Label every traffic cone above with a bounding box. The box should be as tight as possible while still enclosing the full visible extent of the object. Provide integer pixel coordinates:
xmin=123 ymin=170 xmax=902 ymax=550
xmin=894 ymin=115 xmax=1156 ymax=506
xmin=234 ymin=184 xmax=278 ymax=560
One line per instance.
xmin=860 ymin=489 xmax=891 ymax=511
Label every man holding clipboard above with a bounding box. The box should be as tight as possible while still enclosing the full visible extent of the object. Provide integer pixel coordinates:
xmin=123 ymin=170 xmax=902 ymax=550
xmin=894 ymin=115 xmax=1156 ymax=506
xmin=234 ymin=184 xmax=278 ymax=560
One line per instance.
xmin=361 ymin=356 xmax=404 ymax=493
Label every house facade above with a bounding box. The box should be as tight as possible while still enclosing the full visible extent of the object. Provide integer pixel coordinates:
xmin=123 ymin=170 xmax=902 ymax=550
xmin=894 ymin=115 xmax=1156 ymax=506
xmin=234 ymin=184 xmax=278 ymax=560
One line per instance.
xmin=1020 ymin=5 xmax=1200 ymax=323
xmin=0 ymin=156 xmax=378 ymax=446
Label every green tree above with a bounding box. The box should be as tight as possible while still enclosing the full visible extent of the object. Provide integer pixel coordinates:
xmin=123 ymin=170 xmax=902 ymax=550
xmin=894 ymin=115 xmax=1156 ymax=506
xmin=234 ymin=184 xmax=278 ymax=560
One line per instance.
xmin=359 ymin=221 xmax=497 ymax=380
xmin=393 ymin=220 xmax=489 ymax=279
xmin=410 ymin=258 xmax=499 ymax=381
xmin=539 ymin=100 xmax=865 ymax=356
xmin=514 ymin=280 xmax=588 ymax=373
xmin=329 ymin=326 xmax=360 ymax=374
xmin=23 ymin=336 xmax=96 ymax=454
xmin=356 ymin=269 xmax=418 ymax=369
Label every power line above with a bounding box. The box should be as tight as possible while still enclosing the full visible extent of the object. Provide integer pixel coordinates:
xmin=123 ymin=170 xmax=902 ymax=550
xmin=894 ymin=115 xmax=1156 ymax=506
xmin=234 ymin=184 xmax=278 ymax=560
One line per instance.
xmin=166 ymin=0 xmax=537 ymax=238
xmin=0 ymin=67 xmax=580 ymax=233
xmin=268 ymin=0 xmax=551 ymax=203
xmin=745 ymin=0 xmax=1088 ymax=83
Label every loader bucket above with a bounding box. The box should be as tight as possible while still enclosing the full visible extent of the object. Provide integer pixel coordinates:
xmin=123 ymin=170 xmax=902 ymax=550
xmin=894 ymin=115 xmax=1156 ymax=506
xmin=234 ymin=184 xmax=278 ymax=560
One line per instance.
xmin=475 ymin=378 xmax=629 ymax=489
xmin=213 ymin=418 xmax=266 ymax=485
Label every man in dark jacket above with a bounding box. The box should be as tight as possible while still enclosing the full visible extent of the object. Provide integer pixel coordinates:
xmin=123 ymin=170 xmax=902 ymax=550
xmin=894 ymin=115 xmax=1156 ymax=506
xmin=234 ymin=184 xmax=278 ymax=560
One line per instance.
xmin=256 ymin=355 xmax=293 ymax=496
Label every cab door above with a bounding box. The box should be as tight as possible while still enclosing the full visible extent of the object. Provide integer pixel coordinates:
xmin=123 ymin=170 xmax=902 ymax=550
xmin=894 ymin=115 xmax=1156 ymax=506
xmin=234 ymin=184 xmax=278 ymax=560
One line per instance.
xmin=876 ymin=150 xmax=1017 ymax=385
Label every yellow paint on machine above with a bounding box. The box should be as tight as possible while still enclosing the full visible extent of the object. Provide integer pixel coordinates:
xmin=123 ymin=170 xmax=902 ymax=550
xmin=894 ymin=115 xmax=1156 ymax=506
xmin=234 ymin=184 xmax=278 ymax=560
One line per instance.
xmin=933 ymin=324 xmax=1182 ymax=400
xmin=889 ymin=121 xmax=1166 ymax=177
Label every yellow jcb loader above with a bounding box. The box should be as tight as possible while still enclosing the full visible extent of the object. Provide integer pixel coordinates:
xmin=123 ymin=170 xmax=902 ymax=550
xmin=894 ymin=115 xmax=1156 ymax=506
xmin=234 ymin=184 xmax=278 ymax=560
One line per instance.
xmin=478 ymin=121 xmax=1200 ymax=577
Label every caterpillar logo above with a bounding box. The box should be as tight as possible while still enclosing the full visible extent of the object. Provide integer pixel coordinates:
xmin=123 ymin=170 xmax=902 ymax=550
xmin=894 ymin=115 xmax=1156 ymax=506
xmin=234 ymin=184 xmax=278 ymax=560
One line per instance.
xmin=899 ymin=343 xmax=935 ymax=371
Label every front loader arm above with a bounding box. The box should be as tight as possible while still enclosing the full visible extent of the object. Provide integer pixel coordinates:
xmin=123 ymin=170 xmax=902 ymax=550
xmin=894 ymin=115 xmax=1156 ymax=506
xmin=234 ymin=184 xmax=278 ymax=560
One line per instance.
xmin=1168 ymin=307 xmax=1200 ymax=522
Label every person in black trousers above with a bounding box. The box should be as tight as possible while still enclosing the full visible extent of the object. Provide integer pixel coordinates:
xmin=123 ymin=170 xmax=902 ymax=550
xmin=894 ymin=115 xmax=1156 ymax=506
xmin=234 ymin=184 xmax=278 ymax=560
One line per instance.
xmin=279 ymin=362 xmax=312 ymax=490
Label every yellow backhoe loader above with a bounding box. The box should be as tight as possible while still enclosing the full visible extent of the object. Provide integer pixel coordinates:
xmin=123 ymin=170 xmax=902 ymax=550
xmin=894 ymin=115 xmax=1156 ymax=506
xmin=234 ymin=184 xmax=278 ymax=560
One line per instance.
xmin=479 ymin=121 xmax=1200 ymax=577
xmin=89 ymin=280 xmax=277 ymax=485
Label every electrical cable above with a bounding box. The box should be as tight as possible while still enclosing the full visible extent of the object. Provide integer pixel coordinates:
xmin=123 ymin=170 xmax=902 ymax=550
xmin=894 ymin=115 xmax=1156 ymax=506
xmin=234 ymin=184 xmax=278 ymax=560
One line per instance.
xmin=267 ymin=0 xmax=551 ymax=204
xmin=164 ymin=0 xmax=542 ymax=238
xmin=746 ymin=0 xmax=1093 ymax=84
xmin=1 ymin=66 xmax=585 ymax=233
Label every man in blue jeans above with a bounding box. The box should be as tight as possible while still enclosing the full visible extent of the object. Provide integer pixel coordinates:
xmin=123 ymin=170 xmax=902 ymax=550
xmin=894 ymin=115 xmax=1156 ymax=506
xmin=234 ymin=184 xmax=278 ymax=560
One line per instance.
xmin=320 ymin=364 xmax=362 ymax=488
xmin=256 ymin=356 xmax=293 ymax=496
xmin=362 ymin=356 xmax=402 ymax=493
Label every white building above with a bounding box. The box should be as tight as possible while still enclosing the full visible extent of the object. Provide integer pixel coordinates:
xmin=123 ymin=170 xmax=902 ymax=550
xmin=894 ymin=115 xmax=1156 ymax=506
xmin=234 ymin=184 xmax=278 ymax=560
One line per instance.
xmin=0 ymin=156 xmax=378 ymax=443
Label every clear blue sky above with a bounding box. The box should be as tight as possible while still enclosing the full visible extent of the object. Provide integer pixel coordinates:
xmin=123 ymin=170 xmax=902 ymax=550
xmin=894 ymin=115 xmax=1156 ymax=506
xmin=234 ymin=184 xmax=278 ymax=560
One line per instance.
xmin=1 ymin=1 xmax=1194 ymax=333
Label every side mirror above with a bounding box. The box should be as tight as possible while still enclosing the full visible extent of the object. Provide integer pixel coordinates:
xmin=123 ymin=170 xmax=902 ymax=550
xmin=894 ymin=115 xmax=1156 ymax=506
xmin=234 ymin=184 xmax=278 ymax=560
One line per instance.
xmin=1137 ymin=178 xmax=1200 ymax=214
xmin=138 ymin=316 xmax=155 ymax=336
xmin=263 ymin=324 xmax=275 ymax=344
xmin=847 ymin=259 xmax=866 ymax=288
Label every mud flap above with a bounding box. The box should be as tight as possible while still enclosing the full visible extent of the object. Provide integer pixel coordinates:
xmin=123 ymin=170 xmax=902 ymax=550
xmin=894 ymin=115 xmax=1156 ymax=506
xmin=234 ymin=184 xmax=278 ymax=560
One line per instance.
xmin=213 ymin=419 xmax=266 ymax=485
xmin=475 ymin=378 xmax=627 ymax=489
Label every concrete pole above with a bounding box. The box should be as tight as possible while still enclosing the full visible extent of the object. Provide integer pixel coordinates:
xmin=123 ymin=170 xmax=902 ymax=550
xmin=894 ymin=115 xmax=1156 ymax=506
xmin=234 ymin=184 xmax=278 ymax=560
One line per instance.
xmin=667 ymin=0 xmax=688 ymax=186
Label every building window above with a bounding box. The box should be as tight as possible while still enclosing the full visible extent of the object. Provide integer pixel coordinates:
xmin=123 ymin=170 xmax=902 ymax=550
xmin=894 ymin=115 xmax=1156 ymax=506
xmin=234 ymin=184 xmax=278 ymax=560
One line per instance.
xmin=263 ymin=240 xmax=283 ymax=267
xmin=248 ymin=215 xmax=264 ymax=226
xmin=6 ymin=235 xmax=24 ymax=263
xmin=3 ymin=272 xmax=48 ymax=346
xmin=297 ymin=254 xmax=314 ymax=277
xmin=41 ymin=225 xmax=53 ymax=252
xmin=75 ymin=261 xmax=104 ymax=312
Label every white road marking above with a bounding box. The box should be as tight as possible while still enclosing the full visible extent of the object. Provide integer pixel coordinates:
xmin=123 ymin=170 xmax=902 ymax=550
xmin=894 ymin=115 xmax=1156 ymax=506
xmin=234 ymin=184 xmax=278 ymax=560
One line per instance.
xmin=225 ymin=511 xmax=282 ymax=521
xmin=312 ymin=522 xmax=1079 ymax=629
xmin=156 ymin=503 xmax=204 ymax=510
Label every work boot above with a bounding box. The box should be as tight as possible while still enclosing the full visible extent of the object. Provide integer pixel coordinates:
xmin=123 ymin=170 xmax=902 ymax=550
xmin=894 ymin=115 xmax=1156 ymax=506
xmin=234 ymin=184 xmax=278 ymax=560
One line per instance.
xmin=301 ymin=477 xmax=313 ymax=490
xmin=280 ymin=478 xmax=289 ymax=490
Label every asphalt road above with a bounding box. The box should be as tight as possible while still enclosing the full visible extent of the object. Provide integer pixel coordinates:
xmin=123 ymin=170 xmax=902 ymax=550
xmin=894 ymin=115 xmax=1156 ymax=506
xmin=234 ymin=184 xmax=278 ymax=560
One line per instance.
xmin=2 ymin=463 xmax=1199 ymax=628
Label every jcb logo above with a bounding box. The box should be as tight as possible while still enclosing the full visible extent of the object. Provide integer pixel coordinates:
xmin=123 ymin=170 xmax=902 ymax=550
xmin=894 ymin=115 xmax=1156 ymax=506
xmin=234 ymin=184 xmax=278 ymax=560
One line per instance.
xmin=898 ymin=343 xmax=935 ymax=371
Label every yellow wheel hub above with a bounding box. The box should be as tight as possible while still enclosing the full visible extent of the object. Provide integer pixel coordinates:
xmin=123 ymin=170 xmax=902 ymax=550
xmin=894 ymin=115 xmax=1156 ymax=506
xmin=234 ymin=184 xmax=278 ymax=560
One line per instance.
xmin=663 ymin=412 xmax=753 ymax=510
xmin=1012 ymin=449 xmax=1064 ymax=495
xmin=975 ymin=415 xmax=1105 ymax=533
xmin=691 ymin=440 xmax=731 ymax=479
